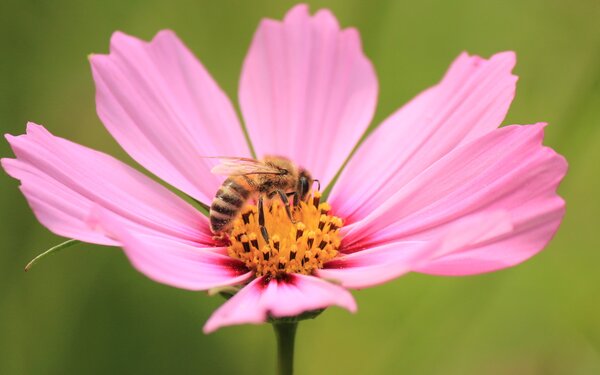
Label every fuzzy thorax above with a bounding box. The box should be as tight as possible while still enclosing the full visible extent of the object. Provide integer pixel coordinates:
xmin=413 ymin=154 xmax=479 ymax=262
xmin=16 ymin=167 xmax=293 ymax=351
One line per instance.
xmin=228 ymin=191 xmax=342 ymax=277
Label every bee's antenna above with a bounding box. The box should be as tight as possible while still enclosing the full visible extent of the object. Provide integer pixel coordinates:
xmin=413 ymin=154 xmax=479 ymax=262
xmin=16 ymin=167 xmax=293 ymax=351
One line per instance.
xmin=313 ymin=179 xmax=321 ymax=191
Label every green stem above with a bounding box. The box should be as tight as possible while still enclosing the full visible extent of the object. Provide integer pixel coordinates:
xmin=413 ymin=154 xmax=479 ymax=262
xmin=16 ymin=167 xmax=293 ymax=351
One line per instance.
xmin=273 ymin=322 xmax=298 ymax=375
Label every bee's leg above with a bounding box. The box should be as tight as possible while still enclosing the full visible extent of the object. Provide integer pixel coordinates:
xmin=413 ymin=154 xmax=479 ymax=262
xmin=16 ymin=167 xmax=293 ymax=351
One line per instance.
xmin=291 ymin=192 xmax=300 ymax=208
xmin=270 ymin=190 xmax=296 ymax=224
xmin=258 ymin=195 xmax=269 ymax=242
xmin=286 ymin=191 xmax=300 ymax=209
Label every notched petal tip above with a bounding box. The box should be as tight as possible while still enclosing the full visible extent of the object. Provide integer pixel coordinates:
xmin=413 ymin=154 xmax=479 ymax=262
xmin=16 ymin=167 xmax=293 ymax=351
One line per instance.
xmin=452 ymin=50 xmax=517 ymax=83
xmin=108 ymin=30 xmax=133 ymax=50
xmin=492 ymin=50 xmax=517 ymax=66
xmin=25 ymin=122 xmax=47 ymax=136
xmin=461 ymin=50 xmax=516 ymax=70
xmin=5 ymin=122 xmax=46 ymax=150
xmin=88 ymin=52 xmax=107 ymax=68
xmin=314 ymin=8 xmax=341 ymax=29
xmin=488 ymin=51 xmax=518 ymax=82
xmin=517 ymin=122 xmax=568 ymax=174
xmin=284 ymin=3 xmax=310 ymax=21
xmin=103 ymin=29 xmax=183 ymax=57
xmin=1 ymin=158 xmax=19 ymax=179
xmin=4 ymin=133 xmax=16 ymax=144
xmin=269 ymin=3 xmax=346 ymax=32
xmin=151 ymin=29 xmax=178 ymax=41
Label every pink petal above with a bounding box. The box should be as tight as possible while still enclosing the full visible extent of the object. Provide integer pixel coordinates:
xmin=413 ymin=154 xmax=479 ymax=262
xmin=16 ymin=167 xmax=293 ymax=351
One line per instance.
xmin=2 ymin=123 xmax=212 ymax=246
xmin=340 ymin=124 xmax=566 ymax=275
xmin=329 ymin=52 xmax=517 ymax=223
xmin=318 ymin=241 xmax=430 ymax=289
xmin=239 ymin=4 xmax=377 ymax=187
xmin=203 ymin=274 xmax=356 ymax=333
xmin=92 ymin=207 xmax=252 ymax=290
xmin=319 ymin=211 xmax=513 ymax=288
xmin=90 ymin=30 xmax=249 ymax=204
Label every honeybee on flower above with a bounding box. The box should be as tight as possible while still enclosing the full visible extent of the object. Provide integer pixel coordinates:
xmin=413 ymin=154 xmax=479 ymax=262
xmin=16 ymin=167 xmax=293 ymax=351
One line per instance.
xmin=208 ymin=156 xmax=314 ymax=236
xmin=2 ymin=2 xmax=566 ymax=339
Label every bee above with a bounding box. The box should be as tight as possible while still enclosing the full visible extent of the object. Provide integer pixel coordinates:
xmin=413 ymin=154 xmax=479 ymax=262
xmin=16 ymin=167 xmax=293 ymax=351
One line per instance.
xmin=208 ymin=156 xmax=316 ymax=241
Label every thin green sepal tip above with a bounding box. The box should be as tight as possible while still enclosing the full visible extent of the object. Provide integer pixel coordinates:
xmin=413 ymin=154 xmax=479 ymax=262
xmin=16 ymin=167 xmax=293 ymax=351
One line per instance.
xmin=24 ymin=239 xmax=80 ymax=272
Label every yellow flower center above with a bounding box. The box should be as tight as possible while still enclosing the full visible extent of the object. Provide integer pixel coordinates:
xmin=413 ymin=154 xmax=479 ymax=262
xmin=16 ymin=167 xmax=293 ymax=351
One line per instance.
xmin=228 ymin=191 xmax=342 ymax=277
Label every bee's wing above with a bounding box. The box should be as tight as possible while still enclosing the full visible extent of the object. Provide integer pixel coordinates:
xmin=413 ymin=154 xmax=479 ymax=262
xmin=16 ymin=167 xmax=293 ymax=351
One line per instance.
xmin=206 ymin=157 xmax=281 ymax=176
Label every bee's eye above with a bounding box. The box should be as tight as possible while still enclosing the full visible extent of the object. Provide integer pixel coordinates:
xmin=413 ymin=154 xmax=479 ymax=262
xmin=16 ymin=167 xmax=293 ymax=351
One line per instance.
xmin=279 ymin=169 xmax=288 ymax=175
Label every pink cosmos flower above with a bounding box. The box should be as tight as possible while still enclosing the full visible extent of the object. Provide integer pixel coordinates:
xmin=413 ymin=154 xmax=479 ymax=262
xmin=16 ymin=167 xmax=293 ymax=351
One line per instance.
xmin=2 ymin=4 xmax=566 ymax=334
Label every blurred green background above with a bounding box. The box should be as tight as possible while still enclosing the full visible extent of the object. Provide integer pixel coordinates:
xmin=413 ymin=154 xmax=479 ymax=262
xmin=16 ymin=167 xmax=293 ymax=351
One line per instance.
xmin=1 ymin=0 xmax=599 ymax=374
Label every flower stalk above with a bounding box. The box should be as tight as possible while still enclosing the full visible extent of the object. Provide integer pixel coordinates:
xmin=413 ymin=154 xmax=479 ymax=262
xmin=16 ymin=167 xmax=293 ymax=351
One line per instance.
xmin=273 ymin=322 xmax=298 ymax=375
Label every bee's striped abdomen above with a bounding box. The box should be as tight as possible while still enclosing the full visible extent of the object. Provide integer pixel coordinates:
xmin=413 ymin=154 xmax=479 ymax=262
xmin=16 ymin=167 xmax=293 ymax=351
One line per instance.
xmin=210 ymin=177 xmax=251 ymax=233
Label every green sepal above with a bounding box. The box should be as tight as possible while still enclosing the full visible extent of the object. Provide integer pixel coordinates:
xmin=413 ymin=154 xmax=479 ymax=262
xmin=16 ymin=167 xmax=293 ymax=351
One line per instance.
xmin=207 ymin=285 xmax=243 ymax=300
xmin=24 ymin=239 xmax=80 ymax=272
xmin=268 ymin=309 xmax=325 ymax=324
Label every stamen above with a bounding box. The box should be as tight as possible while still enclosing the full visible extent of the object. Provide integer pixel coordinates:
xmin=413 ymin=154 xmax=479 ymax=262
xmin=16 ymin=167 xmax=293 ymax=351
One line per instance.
xmin=241 ymin=234 xmax=250 ymax=253
xmin=272 ymin=235 xmax=281 ymax=251
xmin=318 ymin=234 xmax=329 ymax=250
xmin=289 ymin=245 xmax=297 ymax=260
xmin=306 ymin=231 xmax=315 ymax=249
xmin=249 ymin=232 xmax=259 ymax=250
xmin=312 ymin=191 xmax=321 ymax=207
xmin=262 ymin=245 xmax=271 ymax=261
xmin=318 ymin=214 xmax=327 ymax=231
xmin=330 ymin=217 xmax=341 ymax=231
xmin=242 ymin=211 xmax=251 ymax=224
xmin=227 ymin=191 xmax=342 ymax=277
xmin=295 ymin=222 xmax=305 ymax=240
